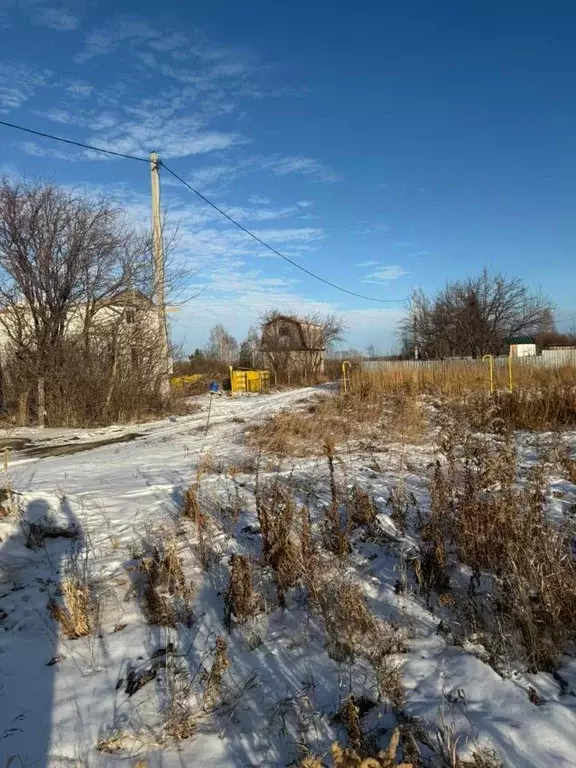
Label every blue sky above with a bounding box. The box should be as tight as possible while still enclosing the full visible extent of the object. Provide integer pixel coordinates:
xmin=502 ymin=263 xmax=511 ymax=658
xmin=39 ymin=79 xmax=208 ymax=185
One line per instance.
xmin=1 ymin=0 xmax=575 ymax=353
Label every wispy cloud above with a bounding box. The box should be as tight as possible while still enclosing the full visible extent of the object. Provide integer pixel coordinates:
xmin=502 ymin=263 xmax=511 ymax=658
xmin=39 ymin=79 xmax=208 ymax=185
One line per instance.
xmin=0 ymin=0 xmax=82 ymax=31
xmin=248 ymin=194 xmax=270 ymax=205
xmin=87 ymin=113 xmax=245 ymax=159
xmin=75 ymin=16 xmax=156 ymax=62
xmin=263 ymin=155 xmax=341 ymax=183
xmin=32 ymin=5 xmax=79 ymax=30
xmin=20 ymin=140 xmax=79 ymax=161
xmin=0 ymin=61 xmax=52 ymax=112
xmin=363 ymin=265 xmax=408 ymax=283
xmin=362 ymin=223 xmax=391 ymax=235
xmin=355 ymin=260 xmax=380 ymax=268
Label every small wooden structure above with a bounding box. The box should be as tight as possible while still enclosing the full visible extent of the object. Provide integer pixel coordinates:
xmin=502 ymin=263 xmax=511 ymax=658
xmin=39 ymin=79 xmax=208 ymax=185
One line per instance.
xmin=260 ymin=315 xmax=326 ymax=385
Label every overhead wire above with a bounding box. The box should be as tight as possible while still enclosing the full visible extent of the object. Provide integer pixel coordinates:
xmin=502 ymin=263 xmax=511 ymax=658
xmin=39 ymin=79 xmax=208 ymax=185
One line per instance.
xmin=554 ymin=314 xmax=576 ymax=327
xmin=0 ymin=119 xmax=149 ymax=162
xmin=161 ymin=162 xmax=407 ymax=303
xmin=0 ymin=118 xmax=407 ymax=304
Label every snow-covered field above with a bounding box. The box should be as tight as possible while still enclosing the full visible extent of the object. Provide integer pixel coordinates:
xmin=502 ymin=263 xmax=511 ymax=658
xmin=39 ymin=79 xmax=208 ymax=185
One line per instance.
xmin=1 ymin=387 xmax=576 ymax=768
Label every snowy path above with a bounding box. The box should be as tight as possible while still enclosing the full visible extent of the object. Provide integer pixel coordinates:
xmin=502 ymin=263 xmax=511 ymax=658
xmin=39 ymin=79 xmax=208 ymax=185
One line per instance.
xmin=1 ymin=388 xmax=576 ymax=768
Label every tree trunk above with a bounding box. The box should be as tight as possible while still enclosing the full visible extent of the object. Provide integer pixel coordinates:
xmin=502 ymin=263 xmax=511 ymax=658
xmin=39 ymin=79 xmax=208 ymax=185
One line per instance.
xmin=18 ymin=390 xmax=29 ymax=427
xmin=37 ymin=377 xmax=45 ymax=427
xmin=104 ymin=334 xmax=120 ymax=418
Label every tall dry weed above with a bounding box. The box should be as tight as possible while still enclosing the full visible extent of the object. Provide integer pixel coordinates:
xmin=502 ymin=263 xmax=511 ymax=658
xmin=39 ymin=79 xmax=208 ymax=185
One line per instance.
xmin=48 ymin=576 xmax=93 ymax=638
xmin=224 ymin=554 xmax=258 ymax=630
xmin=255 ymin=478 xmax=301 ymax=606
xmin=421 ymin=440 xmax=576 ymax=671
xmin=316 ymin=576 xmax=405 ymax=667
xmin=323 ymin=440 xmax=350 ymax=557
xmin=136 ymin=535 xmax=195 ymax=627
xmin=202 ymin=636 xmax=230 ymax=708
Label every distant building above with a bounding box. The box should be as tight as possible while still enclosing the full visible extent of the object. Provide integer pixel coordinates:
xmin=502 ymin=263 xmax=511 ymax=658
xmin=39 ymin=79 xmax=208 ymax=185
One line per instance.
xmin=261 ymin=314 xmax=326 ymax=384
xmin=506 ymin=336 xmax=537 ymax=358
xmin=0 ymin=289 xmax=164 ymax=370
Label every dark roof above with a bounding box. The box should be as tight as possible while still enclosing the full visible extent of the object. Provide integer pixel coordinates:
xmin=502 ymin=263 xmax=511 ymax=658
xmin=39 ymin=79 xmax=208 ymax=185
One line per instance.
xmin=505 ymin=336 xmax=535 ymax=345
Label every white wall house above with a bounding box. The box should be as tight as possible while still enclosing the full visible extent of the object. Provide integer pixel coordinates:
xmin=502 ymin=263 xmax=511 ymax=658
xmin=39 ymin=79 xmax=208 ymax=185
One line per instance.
xmin=0 ymin=290 xmax=163 ymax=366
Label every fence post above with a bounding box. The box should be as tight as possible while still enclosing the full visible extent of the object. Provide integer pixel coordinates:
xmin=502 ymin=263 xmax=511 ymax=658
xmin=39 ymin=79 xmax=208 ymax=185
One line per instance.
xmin=508 ymin=356 xmax=513 ymax=392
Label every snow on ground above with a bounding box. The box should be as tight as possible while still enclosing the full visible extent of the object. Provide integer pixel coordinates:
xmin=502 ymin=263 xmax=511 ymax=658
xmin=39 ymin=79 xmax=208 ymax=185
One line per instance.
xmin=0 ymin=387 xmax=576 ymax=767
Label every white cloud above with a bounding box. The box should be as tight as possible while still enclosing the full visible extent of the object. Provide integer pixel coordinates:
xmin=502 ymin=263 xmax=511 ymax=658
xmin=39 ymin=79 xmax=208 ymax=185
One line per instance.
xmin=65 ymin=80 xmax=93 ymax=99
xmin=75 ymin=16 xmax=156 ymax=62
xmin=263 ymin=155 xmax=341 ymax=183
xmin=20 ymin=140 xmax=78 ymax=160
xmin=0 ymin=61 xmax=52 ymax=112
xmin=32 ymin=5 xmax=79 ymax=30
xmin=81 ymin=109 xmax=246 ymax=159
xmin=363 ymin=265 xmax=408 ymax=283
xmin=248 ymin=194 xmax=270 ymax=205
xmin=189 ymin=155 xmax=337 ymax=191
xmin=222 ymin=204 xmax=303 ymax=222
xmin=251 ymin=227 xmax=324 ymax=244
xmin=355 ymin=260 xmax=379 ymax=267
xmin=148 ymin=32 xmax=188 ymax=52
xmin=362 ymin=223 xmax=391 ymax=235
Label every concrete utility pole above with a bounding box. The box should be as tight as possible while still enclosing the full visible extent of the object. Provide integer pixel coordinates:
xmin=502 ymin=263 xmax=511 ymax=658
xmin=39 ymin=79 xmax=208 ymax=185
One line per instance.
xmin=150 ymin=151 xmax=171 ymax=401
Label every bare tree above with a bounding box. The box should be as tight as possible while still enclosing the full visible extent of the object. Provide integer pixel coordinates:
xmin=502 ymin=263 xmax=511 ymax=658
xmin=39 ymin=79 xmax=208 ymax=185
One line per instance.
xmin=399 ymin=269 xmax=554 ymax=359
xmin=238 ymin=324 xmax=262 ymax=369
xmin=206 ymin=324 xmax=238 ymax=366
xmin=0 ymin=178 xmax=161 ymax=425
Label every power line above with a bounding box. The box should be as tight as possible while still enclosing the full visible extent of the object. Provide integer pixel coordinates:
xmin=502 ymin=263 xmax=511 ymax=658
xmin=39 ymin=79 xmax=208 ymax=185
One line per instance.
xmin=0 ymin=118 xmax=406 ymax=304
xmin=161 ymin=163 xmax=406 ymax=304
xmin=0 ymin=119 xmax=149 ymax=163
xmin=554 ymin=314 xmax=576 ymax=327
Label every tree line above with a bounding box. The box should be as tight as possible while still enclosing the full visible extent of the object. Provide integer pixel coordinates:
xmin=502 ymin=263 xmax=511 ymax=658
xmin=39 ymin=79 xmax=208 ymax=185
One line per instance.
xmin=398 ymin=269 xmax=561 ymax=359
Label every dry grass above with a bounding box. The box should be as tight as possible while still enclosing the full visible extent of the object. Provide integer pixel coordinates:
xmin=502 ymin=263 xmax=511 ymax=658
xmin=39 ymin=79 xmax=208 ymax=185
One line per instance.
xmin=255 ymin=477 xmax=301 ymax=606
xmin=224 ymin=554 xmax=258 ymax=630
xmin=247 ymin=389 xmax=426 ymax=456
xmin=300 ymin=729 xmax=412 ymax=767
xmin=181 ymin=484 xmax=201 ymax=522
xmin=135 ymin=534 xmax=195 ymax=627
xmin=315 ymin=576 xmax=405 ymax=665
xmin=96 ymin=730 xmax=125 ymax=753
xmin=48 ymin=576 xmax=93 ymax=638
xmin=347 ymin=485 xmax=377 ymax=530
xmin=351 ymin=362 xmax=576 ymax=398
xmin=323 ymin=440 xmax=350 ymax=557
xmin=385 ymin=484 xmax=418 ymax=534
xmin=418 ymin=438 xmax=576 ymax=671
xmin=202 ymin=636 xmax=230 ymax=708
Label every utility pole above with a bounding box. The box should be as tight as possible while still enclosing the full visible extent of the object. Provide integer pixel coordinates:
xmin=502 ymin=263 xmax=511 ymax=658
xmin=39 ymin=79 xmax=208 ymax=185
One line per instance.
xmin=150 ymin=151 xmax=171 ymax=401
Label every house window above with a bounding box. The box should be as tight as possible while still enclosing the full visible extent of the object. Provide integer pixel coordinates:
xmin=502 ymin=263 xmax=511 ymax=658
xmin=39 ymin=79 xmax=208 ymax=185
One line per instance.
xmin=125 ymin=309 xmax=135 ymax=324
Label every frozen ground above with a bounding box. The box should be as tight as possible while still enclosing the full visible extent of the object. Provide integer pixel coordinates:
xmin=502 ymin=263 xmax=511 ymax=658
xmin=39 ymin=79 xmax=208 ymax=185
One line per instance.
xmin=0 ymin=387 xmax=576 ymax=767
